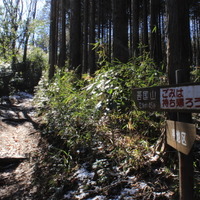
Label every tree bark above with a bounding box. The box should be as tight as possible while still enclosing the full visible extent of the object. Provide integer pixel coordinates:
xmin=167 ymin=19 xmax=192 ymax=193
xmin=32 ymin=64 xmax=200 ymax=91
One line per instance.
xmin=49 ymin=0 xmax=59 ymax=80
xmin=150 ymin=0 xmax=162 ymax=66
xmin=88 ymin=0 xmax=96 ymax=75
xmin=131 ymin=0 xmax=139 ymax=57
xmin=112 ymin=0 xmax=129 ymax=63
xmin=82 ymin=0 xmax=89 ymax=74
xmin=58 ymin=0 xmax=67 ymax=68
xmin=166 ymin=2 xmax=193 ymax=198
xmin=142 ymin=0 xmax=149 ymax=51
xmin=108 ymin=11 xmax=112 ymax=62
xmin=166 ymin=0 xmax=191 ymax=84
xmin=70 ymin=0 xmax=82 ymax=77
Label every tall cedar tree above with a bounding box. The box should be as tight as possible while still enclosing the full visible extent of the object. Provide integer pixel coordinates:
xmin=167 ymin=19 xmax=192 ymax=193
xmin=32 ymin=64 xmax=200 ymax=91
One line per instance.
xmin=191 ymin=0 xmax=200 ymax=66
xmin=88 ymin=0 xmax=96 ymax=75
xmin=58 ymin=0 xmax=67 ymax=68
xmin=150 ymin=0 xmax=162 ymax=66
xmin=166 ymin=0 xmax=191 ymax=84
xmin=142 ymin=0 xmax=149 ymax=51
xmin=82 ymin=0 xmax=89 ymax=74
xmin=166 ymin=1 xmax=193 ymax=199
xmin=112 ymin=0 xmax=129 ymax=63
xmin=131 ymin=0 xmax=139 ymax=57
xmin=49 ymin=0 xmax=59 ymax=80
xmin=46 ymin=0 xmax=199 ymax=77
xmin=70 ymin=0 xmax=82 ymax=76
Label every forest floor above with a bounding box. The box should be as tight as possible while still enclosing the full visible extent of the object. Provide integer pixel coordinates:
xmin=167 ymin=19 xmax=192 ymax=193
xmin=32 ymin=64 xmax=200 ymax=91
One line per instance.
xmin=0 ymin=93 xmax=42 ymax=199
xmin=0 ymin=93 xmax=199 ymax=200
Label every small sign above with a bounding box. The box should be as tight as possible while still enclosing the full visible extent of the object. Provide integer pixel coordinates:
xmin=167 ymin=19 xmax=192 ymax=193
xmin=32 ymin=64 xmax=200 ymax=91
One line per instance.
xmin=133 ymin=87 xmax=160 ymax=110
xmin=133 ymin=83 xmax=200 ymax=113
xmin=166 ymin=120 xmax=196 ymax=155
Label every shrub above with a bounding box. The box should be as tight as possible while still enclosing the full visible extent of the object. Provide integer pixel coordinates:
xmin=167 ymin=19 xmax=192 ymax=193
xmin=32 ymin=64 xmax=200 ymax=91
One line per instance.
xmin=35 ymin=53 xmax=165 ymax=170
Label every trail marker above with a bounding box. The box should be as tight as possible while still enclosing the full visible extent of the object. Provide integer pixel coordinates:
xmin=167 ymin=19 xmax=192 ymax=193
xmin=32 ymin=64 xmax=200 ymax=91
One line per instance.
xmin=166 ymin=120 xmax=196 ymax=155
xmin=133 ymin=80 xmax=199 ymax=200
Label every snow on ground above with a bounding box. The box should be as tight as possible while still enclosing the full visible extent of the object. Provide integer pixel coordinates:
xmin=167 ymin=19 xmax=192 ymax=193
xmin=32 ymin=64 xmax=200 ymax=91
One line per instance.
xmin=63 ymin=159 xmax=174 ymax=200
xmin=0 ymin=92 xmax=34 ymax=113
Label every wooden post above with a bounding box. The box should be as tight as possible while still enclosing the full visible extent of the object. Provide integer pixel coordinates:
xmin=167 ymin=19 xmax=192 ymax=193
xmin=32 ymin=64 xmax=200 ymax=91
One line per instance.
xmin=176 ymin=69 xmax=194 ymax=200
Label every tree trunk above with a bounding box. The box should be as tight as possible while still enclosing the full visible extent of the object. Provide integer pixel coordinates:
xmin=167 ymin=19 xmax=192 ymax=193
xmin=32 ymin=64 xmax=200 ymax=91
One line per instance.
xmin=112 ymin=0 xmax=129 ymax=63
xmin=108 ymin=13 xmax=112 ymax=62
xmin=88 ymin=0 xmax=96 ymax=75
xmin=195 ymin=15 xmax=200 ymax=66
xmin=23 ymin=20 xmax=30 ymax=63
xmin=142 ymin=0 xmax=149 ymax=51
xmin=58 ymin=0 xmax=67 ymax=68
xmin=166 ymin=0 xmax=191 ymax=84
xmin=49 ymin=0 xmax=59 ymax=80
xmin=150 ymin=0 xmax=162 ymax=66
xmin=70 ymin=0 xmax=82 ymax=77
xmin=166 ymin=2 xmax=193 ymax=199
xmin=131 ymin=0 xmax=139 ymax=57
xmin=82 ymin=0 xmax=89 ymax=74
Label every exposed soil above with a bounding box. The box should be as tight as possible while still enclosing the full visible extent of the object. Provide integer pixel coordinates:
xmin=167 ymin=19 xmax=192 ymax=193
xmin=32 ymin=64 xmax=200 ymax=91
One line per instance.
xmin=0 ymin=94 xmax=42 ymax=200
xmin=0 ymin=93 xmax=199 ymax=200
xmin=0 ymin=94 xmax=177 ymax=200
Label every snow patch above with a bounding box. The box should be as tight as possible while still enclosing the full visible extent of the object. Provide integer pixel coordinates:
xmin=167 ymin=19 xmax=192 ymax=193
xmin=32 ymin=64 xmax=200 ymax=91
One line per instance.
xmin=16 ymin=92 xmax=33 ymax=99
xmin=86 ymin=196 xmax=106 ymax=200
xmin=121 ymin=188 xmax=139 ymax=196
xmin=75 ymin=192 xmax=89 ymax=200
xmin=75 ymin=167 xmax=95 ymax=181
xmin=139 ymin=182 xmax=148 ymax=189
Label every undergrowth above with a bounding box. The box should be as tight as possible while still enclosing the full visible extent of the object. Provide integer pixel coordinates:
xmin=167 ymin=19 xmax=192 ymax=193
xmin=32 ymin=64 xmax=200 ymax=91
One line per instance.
xmin=33 ymin=51 xmax=200 ymax=199
xmin=34 ymin=53 xmax=166 ymax=172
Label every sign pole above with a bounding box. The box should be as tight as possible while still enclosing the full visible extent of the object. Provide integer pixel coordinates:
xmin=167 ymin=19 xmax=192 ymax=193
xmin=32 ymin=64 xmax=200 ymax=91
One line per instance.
xmin=176 ymin=69 xmax=194 ymax=200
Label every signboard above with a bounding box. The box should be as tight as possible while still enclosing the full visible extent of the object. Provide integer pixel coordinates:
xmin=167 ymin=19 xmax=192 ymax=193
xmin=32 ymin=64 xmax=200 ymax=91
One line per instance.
xmin=166 ymin=120 xmax=196 ymax=155
xmin=133 ymin=87 xmax=160 ymax=110
xmin=133 ymin=83 xmax=200 ymax=113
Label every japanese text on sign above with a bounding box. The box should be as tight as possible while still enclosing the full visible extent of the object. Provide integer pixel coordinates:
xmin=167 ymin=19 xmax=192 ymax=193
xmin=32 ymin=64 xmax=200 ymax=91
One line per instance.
xmin=166 ymin=120 xmax=196 ymax=155
xmin=136 ymin=89 xmax=158 ymax=110
xmin=172 ymin=129 xmax=187 ymax=146
xmin=160 ymin=85 xmax=200 ymax=110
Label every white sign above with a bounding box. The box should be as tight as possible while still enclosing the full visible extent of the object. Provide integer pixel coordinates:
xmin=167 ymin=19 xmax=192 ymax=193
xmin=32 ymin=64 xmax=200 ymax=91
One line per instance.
xmin=160 ymin=85 xmax=200 ymax=110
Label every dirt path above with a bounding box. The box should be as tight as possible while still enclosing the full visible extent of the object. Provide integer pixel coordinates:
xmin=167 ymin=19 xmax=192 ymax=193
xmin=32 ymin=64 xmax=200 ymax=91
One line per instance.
xmin=0 ymin=94 xmax=42 ymax=200
xmin=0 ymin=94 xmax=199 ymax=200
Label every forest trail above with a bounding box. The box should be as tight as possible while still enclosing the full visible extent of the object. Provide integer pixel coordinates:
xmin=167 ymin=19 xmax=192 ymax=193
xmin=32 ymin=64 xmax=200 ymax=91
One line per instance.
xmin=0 ymin=93 xmax=198 ymax=200
xmin=0 ymin=93 xmax=179 ymax=200
xmin=0 ymin=93 xmax=175 ymax=200
xmin=0 ymin=93 xmax=42 ymax=199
